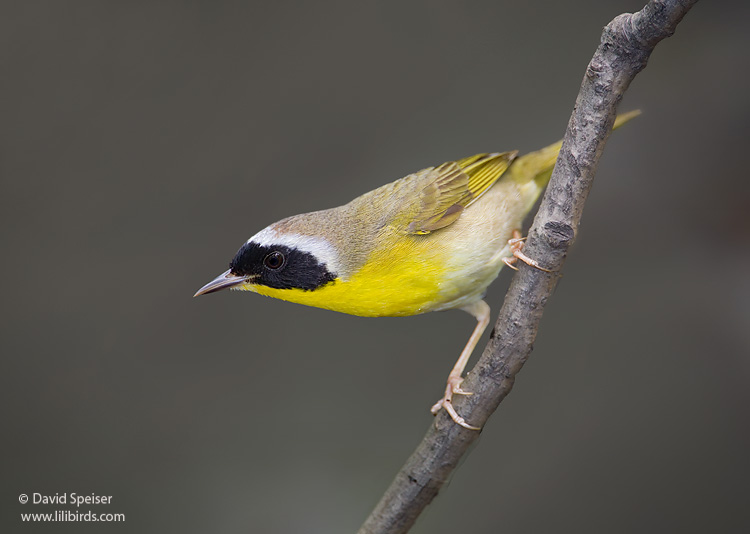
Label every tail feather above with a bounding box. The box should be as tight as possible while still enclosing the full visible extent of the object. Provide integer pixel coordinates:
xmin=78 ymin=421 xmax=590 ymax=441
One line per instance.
xmin=504 ymin=110 xmax=640 ymax=208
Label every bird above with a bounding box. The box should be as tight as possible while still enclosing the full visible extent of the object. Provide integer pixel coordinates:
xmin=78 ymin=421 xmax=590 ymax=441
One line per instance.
xmin=195 ymin=111 xmax=638 ymax=430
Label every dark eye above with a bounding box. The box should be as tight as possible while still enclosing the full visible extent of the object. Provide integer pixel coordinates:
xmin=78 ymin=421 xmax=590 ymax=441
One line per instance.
xmin=263 ymin=251 xmax=285 ymax=270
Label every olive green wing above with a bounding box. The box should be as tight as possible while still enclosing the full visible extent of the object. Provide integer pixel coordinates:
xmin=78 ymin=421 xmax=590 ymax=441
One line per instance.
xmin=390 ymin=151 xmax=518 ymax=234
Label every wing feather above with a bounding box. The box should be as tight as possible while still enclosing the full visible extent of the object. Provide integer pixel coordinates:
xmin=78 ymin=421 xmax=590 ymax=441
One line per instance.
xmin=393 ymin=151 xmax=517 ymax=234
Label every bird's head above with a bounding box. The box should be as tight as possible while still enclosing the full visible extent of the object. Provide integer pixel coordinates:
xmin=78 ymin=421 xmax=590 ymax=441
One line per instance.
xmin=194 ymin=220 xmax=340 ymax=297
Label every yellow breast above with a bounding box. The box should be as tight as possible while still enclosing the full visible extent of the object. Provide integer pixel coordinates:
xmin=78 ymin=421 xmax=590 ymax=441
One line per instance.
xmin=246 ymin=233 xmax=452 ymax=317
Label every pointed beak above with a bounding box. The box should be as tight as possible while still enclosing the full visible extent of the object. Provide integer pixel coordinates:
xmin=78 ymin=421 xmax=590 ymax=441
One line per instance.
xmin=194 ymin=270 xmax=251 ymax=297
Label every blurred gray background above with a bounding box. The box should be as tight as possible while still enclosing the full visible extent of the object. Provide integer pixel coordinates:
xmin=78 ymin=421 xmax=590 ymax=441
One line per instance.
xmin=2 ymin=1 xmax=748 ymax=533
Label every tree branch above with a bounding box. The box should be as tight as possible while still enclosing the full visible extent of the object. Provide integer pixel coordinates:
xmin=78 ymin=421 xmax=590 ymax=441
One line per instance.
xmin=357 ymin=1 xmax=698 ymax=533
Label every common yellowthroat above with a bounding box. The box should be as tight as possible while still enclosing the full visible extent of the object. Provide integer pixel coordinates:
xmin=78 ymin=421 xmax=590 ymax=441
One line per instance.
xmin=195 ymin=111 xmax=638 ymax=430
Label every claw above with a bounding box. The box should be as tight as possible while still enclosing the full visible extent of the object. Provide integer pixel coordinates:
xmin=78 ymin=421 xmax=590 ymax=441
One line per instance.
xmin=504 ymin=230 xmax=552 ymax=272
xmin=431 ymin=376 xmax=480 ymax=430
xmin=442 ymin=400 xmax=480 ymax=430
xmin=502 ymin=256 xmax=519 ymax=270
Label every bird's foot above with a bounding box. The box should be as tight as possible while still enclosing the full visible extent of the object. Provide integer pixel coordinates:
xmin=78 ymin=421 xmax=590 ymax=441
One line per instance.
xmin=502 ymin=230 xmax=552 ymax=272
xmin=430 ymin=375 xmax=480 ymax=430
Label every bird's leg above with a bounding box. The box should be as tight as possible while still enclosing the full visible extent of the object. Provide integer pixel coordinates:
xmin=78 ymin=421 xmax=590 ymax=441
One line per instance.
xmin=502 ymin=229 xmax=552 ymax=272
xmin=430 ymin=300 xmax=490 ymax=430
